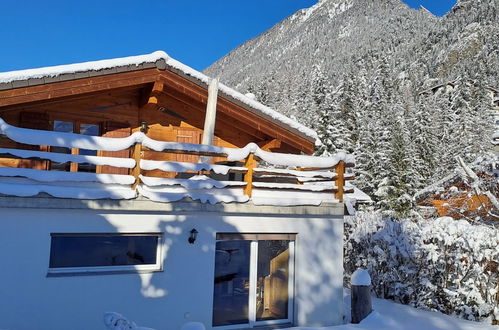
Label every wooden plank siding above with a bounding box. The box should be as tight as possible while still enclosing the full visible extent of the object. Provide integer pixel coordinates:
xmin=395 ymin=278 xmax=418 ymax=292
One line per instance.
xmin=0 ymin=67 xmax=316 ymax=175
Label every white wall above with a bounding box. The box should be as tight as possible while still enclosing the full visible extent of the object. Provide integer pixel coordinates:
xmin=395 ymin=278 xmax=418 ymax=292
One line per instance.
xmin=0 ymin=205 xmax=343 ymax=330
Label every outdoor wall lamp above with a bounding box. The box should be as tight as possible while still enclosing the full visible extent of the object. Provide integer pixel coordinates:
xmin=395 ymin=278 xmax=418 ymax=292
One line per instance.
xmin=140 ymin=121 xmax=148 ymax=133
xmin=188 ymin=228 xmax=198 ymax=244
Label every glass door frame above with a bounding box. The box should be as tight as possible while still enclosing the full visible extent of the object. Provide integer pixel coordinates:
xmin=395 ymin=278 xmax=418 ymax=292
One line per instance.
xmin=213 ymin=239 xmax=295 ymax=329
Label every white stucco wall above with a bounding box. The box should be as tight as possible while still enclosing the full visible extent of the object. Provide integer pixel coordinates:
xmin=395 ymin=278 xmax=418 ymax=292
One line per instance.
xmin=0 ymin=199 xmax=344 ymax=330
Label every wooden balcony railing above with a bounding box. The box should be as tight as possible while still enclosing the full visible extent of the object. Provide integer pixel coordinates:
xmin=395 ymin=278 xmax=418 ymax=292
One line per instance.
xmin=0 ymin=118 xmax=355 ymax=204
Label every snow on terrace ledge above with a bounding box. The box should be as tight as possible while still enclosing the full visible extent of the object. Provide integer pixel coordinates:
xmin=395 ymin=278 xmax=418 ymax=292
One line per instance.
xmin=0 ymin=51 xmax=318 ymax=143
xmin=0 ymin=117 xmax=358 ymax=206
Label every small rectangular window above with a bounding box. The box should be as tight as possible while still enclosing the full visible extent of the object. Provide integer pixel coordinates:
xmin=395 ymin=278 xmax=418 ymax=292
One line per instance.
xmin=48 ymin=233 xmax=162 ymax=275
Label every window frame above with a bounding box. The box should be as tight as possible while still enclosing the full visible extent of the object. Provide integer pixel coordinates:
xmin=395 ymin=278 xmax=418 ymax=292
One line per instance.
xmin=47 ymin=232 xmax=163 ymax=276
xmin=50 ymin=119 xmax=101 ymax=173
xmin=213 ymin=234 xmax=296 ymax=329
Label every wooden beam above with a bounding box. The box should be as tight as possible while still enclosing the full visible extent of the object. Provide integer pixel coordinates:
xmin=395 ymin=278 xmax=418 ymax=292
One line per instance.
xmin=335 ymin=161 xmax=345 ymax=203
xmin=131 ymin=143 xmax=142 ymax=189
xmin=158 ymin=71 xmax=315 ymax=154
xmin=154 ymin=91 xmax=269 ymax=143
xmin=297 ymin=163 xmax=355 ymax=171
xmin=244 ymin=153 xmax=255 ymax=198
xmin=142 ymin=147 xmax=227 ymax=158
xmin=139 ymin=80 xmax=165 ymax=112
xmin=0 ymin=69 xmax=161 ymax=108
xmin=159 ymin=86 xmax=271 ymax=141
xmin=257 ymin=139 xmax=281 ymax=151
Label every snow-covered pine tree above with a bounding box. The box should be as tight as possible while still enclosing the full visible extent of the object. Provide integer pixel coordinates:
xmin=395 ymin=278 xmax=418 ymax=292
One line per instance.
xmin=376 ymin=101 xmax=417 ymax=217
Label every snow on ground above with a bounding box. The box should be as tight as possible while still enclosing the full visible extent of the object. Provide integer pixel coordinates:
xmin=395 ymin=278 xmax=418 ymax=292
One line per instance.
xmin=288 ymin=290 xmax=496 ymax=330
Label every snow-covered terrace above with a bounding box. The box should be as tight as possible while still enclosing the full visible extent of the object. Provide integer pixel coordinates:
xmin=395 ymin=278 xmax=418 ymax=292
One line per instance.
xmin=0 ymin=118 xmax=362 ymax=207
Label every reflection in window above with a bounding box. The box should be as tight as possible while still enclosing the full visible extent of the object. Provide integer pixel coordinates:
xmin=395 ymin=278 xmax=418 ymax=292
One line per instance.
xmin=50 ymin=121 xmax=100 ymax=172
xmin=78 ymin=123 xmax=99 ymax=172
xmin=256 ymin=240 xmax=290 ymax=321
xmin=49 ymin=234 xmax=161 ymax=270
xmin=213 ymin=237 xmax=293 ymax=327
xmin=212 ymin=240 xmax=251 ymax=326
xmin=50 ymin=121 xmax=73 ymax=171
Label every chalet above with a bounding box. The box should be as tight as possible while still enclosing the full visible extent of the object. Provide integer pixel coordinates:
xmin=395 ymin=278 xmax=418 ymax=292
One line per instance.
xmin=0 ymin=51 xmax=362 ymax=330
xmin=415 ymin=158 xmax=498 ymax=223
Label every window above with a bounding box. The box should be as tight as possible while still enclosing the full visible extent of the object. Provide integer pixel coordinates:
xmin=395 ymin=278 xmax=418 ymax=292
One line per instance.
xmin=50 ymin=120 xmax=100 ymax=172
xmin=50 ymin=121 xmax=73 ymax=171
xmin=78 ymin=123 xmax=100 ymax=172
xmin=212 ymin=234 xmax=295 ymax=328
xmin=48 ymin=233 xmax=162 ymax=275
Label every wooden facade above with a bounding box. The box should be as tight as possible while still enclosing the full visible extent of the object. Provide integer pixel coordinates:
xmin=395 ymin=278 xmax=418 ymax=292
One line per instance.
xmin=0 ymin=65 xmax=316 ymax=178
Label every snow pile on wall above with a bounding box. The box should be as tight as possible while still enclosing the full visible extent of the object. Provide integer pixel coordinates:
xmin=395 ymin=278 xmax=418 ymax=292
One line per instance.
xmin=344 ymin=212 xmax=499 ymax=323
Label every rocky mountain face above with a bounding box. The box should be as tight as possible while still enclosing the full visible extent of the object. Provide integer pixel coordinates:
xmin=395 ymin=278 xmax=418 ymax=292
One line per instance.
xmin=205 ymin=0 xmax=498 ymax=216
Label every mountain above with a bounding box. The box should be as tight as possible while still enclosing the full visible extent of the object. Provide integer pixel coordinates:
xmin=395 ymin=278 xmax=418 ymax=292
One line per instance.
xmin=205 ymin=0 xmax=498 ymax=215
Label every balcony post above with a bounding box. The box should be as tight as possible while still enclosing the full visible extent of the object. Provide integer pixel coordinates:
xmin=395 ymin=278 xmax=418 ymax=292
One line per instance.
xmin=335 ymin=160 xmax=345 ymax=202
xmin=131 ymin=142 xmax=142 ymax=189
xmin=243 ymin=153 xmax=255 ymax=198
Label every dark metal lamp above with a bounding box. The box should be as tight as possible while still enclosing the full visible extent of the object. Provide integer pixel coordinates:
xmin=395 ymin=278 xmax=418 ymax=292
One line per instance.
xmin=188 ymin=228 xmax=198 ymax=244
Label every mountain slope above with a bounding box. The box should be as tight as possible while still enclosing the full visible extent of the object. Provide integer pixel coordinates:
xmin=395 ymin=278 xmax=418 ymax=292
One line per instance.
xmin=205 ymin=0 xmax=498 ymax=217
xmin=205 ymin=0 xmax=439 ymax=119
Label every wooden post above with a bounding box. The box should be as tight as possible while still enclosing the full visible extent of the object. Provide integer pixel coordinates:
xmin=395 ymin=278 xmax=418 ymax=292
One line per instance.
xmin=131 ymin=143 xmax=142 ymax=189
xmin=243 ymin=153 xmax=255 ymax=198
xmin=351 ymin=285 xmax=372 ymax=324
xmin=351 ymin=268 xmax=372 ymax=324
xmin=335 ymin=160 xmax=345 ymax=202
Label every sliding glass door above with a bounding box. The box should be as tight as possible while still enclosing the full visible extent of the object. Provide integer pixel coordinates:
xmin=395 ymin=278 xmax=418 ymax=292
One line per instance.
xmin=213 ymin=240 xmax=251 ymax=326
xmin=213 ymin=235 xmax=295 ymax=328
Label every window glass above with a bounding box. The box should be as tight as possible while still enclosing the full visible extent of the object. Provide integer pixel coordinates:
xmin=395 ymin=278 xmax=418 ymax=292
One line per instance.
xmin=50 ymin=121 xmax=73 ymax=171
xmin=212 ymin=240 xmax=251 ymax=326
xmin=78 ymin=123 xmax=99 ymax=172
xmin=256 ymin=240 xmax=290 ymax=321
xmin=213 ymin=236 xmax=294 ymax=327
xmin=49 ymin=234 xmax=159 ymax=269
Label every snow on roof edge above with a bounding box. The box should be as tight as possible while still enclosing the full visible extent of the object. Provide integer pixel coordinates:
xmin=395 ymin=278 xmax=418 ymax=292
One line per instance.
xmin=0 ymin=51 xmax=168 ymax=84
xmin=0 ymin=51 xmax=318 ymax=142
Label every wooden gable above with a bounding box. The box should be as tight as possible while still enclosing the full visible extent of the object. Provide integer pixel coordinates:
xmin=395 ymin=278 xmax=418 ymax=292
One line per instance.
xmin=0 ymin=67 xmax=315 ymax=155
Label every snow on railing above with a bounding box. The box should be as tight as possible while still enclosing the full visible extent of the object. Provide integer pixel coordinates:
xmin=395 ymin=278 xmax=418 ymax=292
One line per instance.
xmin=0 ymin=117 xmax=355 ymax=205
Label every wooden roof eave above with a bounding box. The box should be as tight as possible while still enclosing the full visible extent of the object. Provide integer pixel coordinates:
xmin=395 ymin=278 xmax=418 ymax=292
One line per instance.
xmin=0 ymin=68 xmax=161 ymax=109
xmin=0 ymin=63 xmax=315 ymax=154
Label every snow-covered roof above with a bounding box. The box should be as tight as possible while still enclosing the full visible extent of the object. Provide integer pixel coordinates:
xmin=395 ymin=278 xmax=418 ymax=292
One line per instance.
xmin=0 ymin=51 xmax=317 ymax=143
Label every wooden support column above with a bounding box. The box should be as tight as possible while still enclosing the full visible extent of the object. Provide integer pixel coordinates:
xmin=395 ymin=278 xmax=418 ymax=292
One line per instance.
xmin=131 ymin=142 xmax=142 ymax=189
xmin=244 ymin=153 xmax=255 ymax=198
xmin=335 ymin=160 xmax=345 ymax=202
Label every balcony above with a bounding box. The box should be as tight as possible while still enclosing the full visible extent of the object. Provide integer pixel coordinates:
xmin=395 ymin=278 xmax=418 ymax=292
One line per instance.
xmin=0 ymin=117 xmax=357 ymax=206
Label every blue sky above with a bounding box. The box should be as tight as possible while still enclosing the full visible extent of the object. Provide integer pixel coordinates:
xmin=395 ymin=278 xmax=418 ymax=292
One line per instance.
xmin=0 ymin=0 xmax=457 ymax=73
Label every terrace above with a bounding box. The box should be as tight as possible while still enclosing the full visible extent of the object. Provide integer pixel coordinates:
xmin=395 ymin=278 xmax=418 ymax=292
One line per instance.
xmin=0 ymin=117 xmax=360 ymax=207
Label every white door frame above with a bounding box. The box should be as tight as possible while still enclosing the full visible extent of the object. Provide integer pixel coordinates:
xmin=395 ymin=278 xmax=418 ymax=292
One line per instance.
xmin=215 ymin=239 xmax=295 ymax=329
